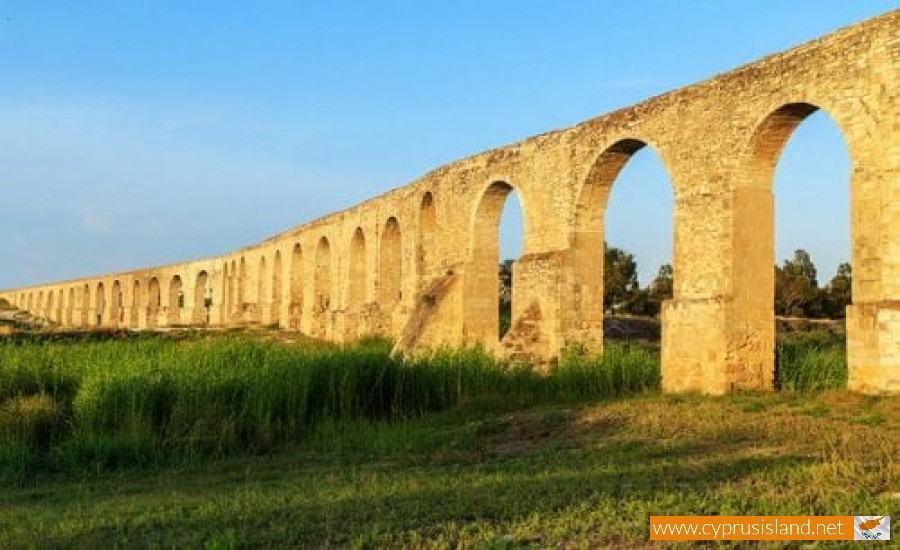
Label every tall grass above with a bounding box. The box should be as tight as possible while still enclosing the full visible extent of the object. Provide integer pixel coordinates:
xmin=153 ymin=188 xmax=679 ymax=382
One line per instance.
xmin=0 ymin=334 xmax=660 ymax=482
xmin=552 ymin=342 xmax=661 ymax=398
xmin=1 ymin=329 xmax=844 ymax=483
xmin=775 ymin=330 xmax=847 ymax=392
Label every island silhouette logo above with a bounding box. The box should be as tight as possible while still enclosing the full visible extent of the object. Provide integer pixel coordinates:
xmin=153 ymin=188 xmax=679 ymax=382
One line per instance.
xmin=854 ymin=516 xmax=889 ymax=540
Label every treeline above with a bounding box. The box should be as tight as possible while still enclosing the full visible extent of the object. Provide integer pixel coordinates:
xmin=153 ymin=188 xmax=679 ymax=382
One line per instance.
xmin=774 ymin=249 xmax=850 ymax=319
xmin=501 ymin=245 xmax=852 ymax=320
xmin=605 ymin=245 xmax=851 ymax=319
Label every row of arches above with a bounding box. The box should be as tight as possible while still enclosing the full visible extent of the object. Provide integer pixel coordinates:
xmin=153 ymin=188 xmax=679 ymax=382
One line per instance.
xmin=11 ymin=193 xmax=440 ymax=339
xmin=2 ymin=91 xmax=888 ymax=393
xmin=6 ymin=103 xmax=854 ymax=348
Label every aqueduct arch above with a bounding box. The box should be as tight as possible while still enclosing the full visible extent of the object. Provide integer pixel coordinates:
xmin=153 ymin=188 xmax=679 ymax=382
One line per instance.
xmin=464 ymin=180 xmax=529 ymax=349
xmin=569 ymin=138 xmax=675 ymax=353
xmin=313 ymin=237 xmax=332 ymax=338
xmin=347 ymin=227 xmax=367 ymax=338
xmin=2 ymin=11 xmax=897 ymax=394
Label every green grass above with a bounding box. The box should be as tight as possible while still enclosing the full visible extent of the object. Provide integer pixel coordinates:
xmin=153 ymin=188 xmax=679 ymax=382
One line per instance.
xmin=0 ymin=330 xmax=883 ymax=547
xmin=0 ymin=391 xmax=895 ymax=547
xmin=776 ymin=330 xmax=847 ymax=392
xmin=0 ymin=332 xmax=661 ymax=483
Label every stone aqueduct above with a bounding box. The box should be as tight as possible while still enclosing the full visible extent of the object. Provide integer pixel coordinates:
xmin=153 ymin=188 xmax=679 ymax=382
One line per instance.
xmin=3 ymin=12 xmax=898 ymax=394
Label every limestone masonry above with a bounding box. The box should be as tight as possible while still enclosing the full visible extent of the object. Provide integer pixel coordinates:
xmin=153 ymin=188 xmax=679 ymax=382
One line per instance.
xmin=3 ymin=11 xmax=898 ymax=394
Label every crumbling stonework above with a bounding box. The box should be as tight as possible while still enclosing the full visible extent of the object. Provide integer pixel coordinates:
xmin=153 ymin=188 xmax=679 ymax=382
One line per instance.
xmin=2 ymin=11 xmax=898 ymax=394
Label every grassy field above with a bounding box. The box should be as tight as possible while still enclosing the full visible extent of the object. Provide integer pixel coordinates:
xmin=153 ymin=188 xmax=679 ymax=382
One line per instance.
xmin=1 ymin=330 xmax=895 ymax=547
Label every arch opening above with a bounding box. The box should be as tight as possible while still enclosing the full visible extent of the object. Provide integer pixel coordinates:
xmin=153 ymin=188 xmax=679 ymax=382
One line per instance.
xmin=95 ymin=283 xmax=106 ymax=328
xmin=572 ymin=139 xmax=674 ymax=352
xmin=257 ymin=256 xmax=267 ymax=325
xmin=111 ymin=281 xmax=122 ymax=328
xmin=56 ymin=289 xmax=63 ymax=323
xmin=81 ymin=284 xmax=90 ymax=327
xmin=417 ymin=192 xmax=437 ymax=290
xmin=378 ymin=217 xmax=402 ymax=333
xmin=348 ymin=227 xmax=367 ymax=338
xmin=67 ymin=287 xmax=75 ymax=326
xmin=468 ymin=181 xmax=527 ymax=345
xmin=194 ymin=271 xmax=211 ymax=325
xmin=131 ymin=280 xmax=141 ymax=327
xmin=289 ymin=244 xmax=303 ymax=330
xmin=45 ymin=291 xmax=54 ymax=322
xmin=271 ymin=251 xmax=282 ymax=327
xmin=237 ymin=258 xmax=246 ymax=322
xmin=168 ymin=275 xmax=183 ymax=326
xmin=742 ymin=104 xmax=852 ymax=389
xmin=314 ymin=237 xmax=332 ymax=337
xmin=147 ymin=277 xmax=160 ymax=329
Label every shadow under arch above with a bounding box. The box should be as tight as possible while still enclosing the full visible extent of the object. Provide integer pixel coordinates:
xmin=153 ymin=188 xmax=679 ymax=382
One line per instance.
xmin=569 ymin=138 xmax=676 ymax=353
xmin=465 ymin=180 xmax=530 ymax=347
xmin=733 ymin=102 xmax=854 ymax=390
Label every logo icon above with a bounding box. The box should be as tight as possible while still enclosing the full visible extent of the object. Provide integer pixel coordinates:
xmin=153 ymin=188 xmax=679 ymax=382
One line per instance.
xmin=854 ymin=516 xmax=890 ymax=541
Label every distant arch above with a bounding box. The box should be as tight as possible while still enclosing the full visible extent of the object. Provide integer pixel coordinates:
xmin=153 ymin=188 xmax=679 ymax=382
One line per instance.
xmin=45 ymin=291 xmax=54 ymax=322
xmin=81 ymin=284 xmax=90 ymax=327
xmin=95 ymin=282 xmax=106 ymax=328
xmin=67 ymin=287 xmax=75 ymax=326
xmin=570 ymin=139 xmax=674 ymax=351
xmin=225 ymin=261 xmax=235 ymax=323
xmin=168 ymin=275 xmax=183 ymax=325
xmin=417 ymin=191 xmax=437 ymax=290
xmin=379 ymin=217 xmax=402 ymax=319
xmin=466 ymin=181 xmax=529 ymax=344
xmin=289 ymin=244 xmax=303 ymax=330
xmin=193 ymin=270 xmax=211 ymax=325
xmin=147 ymin=277 xmax=160 ymax=329
xmin=271 ymin=250 xmax=282 ymax=326
xmin=257 ymin=256 xmax=268 ymax=324
xmin=56 ymin=289 xmax=63 ymax=322
xmin=314 ymin=237 xmax=332 ymax=336
xmin=111 ymin=280 xmax=123 ymax=328
xmin=348 ymin=227 xmax=367 ymax=336
xmin=238 ymin=257 xmax=246 ymax=321
xmin=733 ymin=103 xmax=853 ymax=390
xmin=131 ymin=280 xmax=142 ymax=327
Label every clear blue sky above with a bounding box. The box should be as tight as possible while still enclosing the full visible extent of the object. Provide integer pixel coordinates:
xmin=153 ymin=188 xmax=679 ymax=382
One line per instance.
xmin=0 ymin=1 xmax=891 ymax=289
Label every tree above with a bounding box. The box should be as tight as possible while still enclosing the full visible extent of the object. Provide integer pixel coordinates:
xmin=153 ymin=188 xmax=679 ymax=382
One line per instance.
xmin=822 ymin=262 xmax=851 ymax=318
xmin=648 ymin=263 xmax=673 ymax=302
xmin=775 ymin=249 xmax=820 ymax=317
xmin=629 ymin=263 xmax=675 ymax=317
xmin=604 ymin=243 xmax=639 ymax=313
xmin=783 ymin=249 xmax=817 ymax=286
